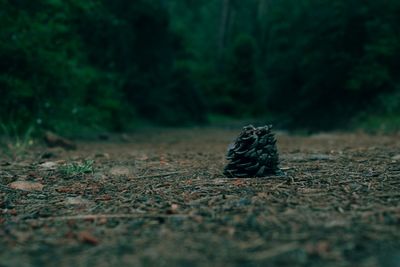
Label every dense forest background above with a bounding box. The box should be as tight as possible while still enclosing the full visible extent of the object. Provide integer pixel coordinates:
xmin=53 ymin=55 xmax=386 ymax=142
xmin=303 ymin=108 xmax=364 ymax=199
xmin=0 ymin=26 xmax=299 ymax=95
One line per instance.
xmin=1 ymin=0 xmax=400 ymax=134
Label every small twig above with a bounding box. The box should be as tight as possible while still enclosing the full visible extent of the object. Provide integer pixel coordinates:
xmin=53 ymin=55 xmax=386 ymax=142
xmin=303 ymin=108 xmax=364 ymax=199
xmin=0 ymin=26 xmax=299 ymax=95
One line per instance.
xmin=271 ymin=181 xmax=287 ymax=191
xmin=135 ymin=171 xmax=187 ymax=179
xmin=25 ymin=213 xmax=190 ymax=222
xmin=250 ymin=242 xmax=299 ymax=260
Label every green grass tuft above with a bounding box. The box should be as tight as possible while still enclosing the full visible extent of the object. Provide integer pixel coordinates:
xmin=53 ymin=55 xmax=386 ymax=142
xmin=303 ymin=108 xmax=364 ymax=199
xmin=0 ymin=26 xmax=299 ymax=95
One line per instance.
xmin=0 ymin=123 xmax=35 ymax=159
xmin=59 ymin=160 xmax=95 ymax=178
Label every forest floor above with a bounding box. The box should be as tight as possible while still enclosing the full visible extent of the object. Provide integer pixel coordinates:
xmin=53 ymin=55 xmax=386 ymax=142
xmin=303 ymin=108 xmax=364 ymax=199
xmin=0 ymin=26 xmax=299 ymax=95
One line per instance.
xmin=1 ymin=128 xmax=400 ymax=267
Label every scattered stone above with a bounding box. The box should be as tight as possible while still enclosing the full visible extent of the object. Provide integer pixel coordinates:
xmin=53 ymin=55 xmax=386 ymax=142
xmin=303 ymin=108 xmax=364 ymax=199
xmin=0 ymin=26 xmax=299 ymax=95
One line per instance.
xmin=64 ymin=197 xmax=92 ymax=207
xmin=78 ymin=231 xmax=99 ymax=245
xmin=8 ymin=181 xmax=44 ymax=191
xmin=109 ymin=166 xmax=131 ymax=176
xmin=39 ymin=161 xmax=58 ymax=170
xmin=391 ymin=154 xmax=400 ymax=160
xmin=136 ymin=154 xmax=149 ymax=161
xmin=166 ymin=204 xmax=179 ymax=214
xmin=44 ymin=131 xmax=77 ymax=150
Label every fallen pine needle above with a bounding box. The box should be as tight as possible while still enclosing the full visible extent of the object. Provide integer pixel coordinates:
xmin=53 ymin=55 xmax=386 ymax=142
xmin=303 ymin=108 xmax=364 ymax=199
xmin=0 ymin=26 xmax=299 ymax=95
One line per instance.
xmin=135 ymin=171 xmax=188 ymax=179
xmin=250 ymin=242 xmax=299 ymax=260
xmin=271 ymin=181 xmax=287 ymax=191
xmin=26 ymin=213 xmax=189 ymax=222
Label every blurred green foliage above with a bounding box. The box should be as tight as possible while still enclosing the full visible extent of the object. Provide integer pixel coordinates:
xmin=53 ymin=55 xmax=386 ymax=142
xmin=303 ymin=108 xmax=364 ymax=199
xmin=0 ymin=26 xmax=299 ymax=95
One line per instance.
xmin=262 ymin=0 xmax=400 ymax=130
xmin=1 ymin=0 xmax=399 ymax=133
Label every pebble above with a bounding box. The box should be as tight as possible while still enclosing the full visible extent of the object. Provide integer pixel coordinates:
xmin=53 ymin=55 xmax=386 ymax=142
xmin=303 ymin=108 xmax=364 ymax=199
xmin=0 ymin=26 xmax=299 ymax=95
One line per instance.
xmin=8 ymin=181 xmax=44 ymax=191
xmin=109 ymin=166 xmax=131 ymax=176
xmin=391 ymin=154 xmax=400 ymax=160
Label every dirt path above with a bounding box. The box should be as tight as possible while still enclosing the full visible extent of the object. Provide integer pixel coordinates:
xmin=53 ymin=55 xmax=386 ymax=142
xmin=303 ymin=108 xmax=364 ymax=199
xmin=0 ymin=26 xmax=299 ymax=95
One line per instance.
xmin=1 ymin=128 xmax=400 ymax=267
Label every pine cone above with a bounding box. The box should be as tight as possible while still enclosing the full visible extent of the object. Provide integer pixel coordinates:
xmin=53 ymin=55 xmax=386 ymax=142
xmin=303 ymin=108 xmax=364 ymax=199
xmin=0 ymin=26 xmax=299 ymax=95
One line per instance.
xmin=224 ymin=125 xmax=280 ymax=177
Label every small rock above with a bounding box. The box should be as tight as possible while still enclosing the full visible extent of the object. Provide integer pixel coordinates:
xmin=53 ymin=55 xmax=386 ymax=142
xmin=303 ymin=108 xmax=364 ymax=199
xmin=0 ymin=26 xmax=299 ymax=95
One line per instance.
xmin=391 ymin=154 xmax=400 ymax=160
xmin=78 ymin=231 xmax=99 ymax=245
xmin=64 ymin=197 xmax=92 ymax=207
xmin=167 ymin=204 xmax=179 ymax=214
xmin=109 ymin=166 xmax=131 ymax=176
xmin=39 ymin=161 xmax=58 ymax=170
xmin=8 ymin=181 xmax=44 ymax=191
xmin=136 ymin=154 xmax=149 ymax=161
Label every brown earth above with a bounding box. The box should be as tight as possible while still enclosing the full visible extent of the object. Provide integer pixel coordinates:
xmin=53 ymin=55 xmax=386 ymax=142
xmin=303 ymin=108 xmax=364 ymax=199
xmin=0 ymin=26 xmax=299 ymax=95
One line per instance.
xmin=1 ymin=128 xmax=400 ymax=267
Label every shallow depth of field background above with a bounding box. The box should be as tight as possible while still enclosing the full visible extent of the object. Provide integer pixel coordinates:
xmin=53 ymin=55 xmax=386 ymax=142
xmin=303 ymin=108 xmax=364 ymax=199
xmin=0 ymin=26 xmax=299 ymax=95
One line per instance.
xmin=1 ymin=0 xmax=400 ymax=134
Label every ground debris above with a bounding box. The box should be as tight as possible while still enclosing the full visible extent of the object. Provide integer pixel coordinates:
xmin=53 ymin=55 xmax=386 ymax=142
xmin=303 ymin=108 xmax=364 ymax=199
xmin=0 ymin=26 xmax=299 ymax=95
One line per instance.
xmin=391 ymin=154 xmax=400 ymax=160
xmin=1 ymin=129 xmax=399 ymax=267
xmin=44 ymin=131 xmax=77 ymax=150
xmin=78 ymin=231 xmax=100 ymax=245
xmin=8 ymin=181 xmax=44 ymax=191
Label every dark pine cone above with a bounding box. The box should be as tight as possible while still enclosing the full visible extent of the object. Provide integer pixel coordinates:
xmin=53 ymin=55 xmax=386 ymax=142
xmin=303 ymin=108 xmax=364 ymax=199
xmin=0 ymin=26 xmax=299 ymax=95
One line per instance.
xmin=224 ymin=125 xmax=280 ymax=178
